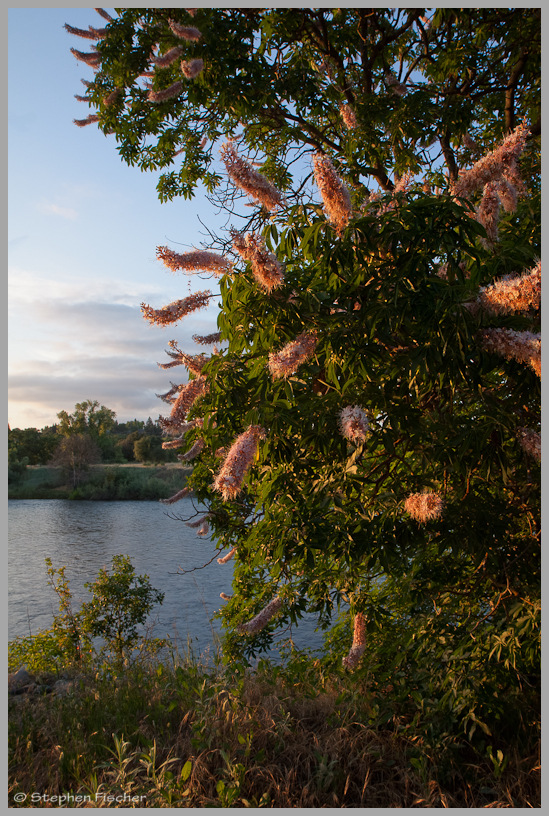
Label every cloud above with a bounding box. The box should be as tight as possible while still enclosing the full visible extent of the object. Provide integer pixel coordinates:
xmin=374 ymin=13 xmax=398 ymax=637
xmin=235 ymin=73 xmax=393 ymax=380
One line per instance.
xmin=8 ymin=268 xmax=221 ymax=429
xmin=38 ymin=201 xmax=78 ymax=220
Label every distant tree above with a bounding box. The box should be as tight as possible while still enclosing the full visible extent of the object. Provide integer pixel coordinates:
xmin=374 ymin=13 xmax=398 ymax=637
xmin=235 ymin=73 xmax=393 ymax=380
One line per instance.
xmin=57 ymin=400 xmax=116 ymax=439
xmin=50 ymin=433 xmax=101 ymax=488
xmin=8 ymin=427 xmax=59 ymax=465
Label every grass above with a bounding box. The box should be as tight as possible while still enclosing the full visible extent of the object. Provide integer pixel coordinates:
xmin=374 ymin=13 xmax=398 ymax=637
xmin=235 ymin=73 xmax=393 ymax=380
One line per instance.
xmin=8 ymin=650 xmax=541 ymax=808
xmin=8 ymin=465 xmax=192 ymax=501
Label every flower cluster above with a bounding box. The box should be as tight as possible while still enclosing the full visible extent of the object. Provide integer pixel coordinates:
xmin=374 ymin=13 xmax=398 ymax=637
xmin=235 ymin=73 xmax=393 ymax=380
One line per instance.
xmin=181 ymin=58 xmax=204 ymax=79
xmin=159 ymin=342 xmax=209 ymax=375
xmin=152 ymin=46 xmax=183 ymax=68
xmin=517 ymin=427 xmax=541 ymax=462
xmin=157 ymin=246 xmax=230 ymax=277
xmin=342 ymin=612 xmax=366 ymax=670
xmin=179 ymin=437 xmax=205 ymax=461
xmin=339 ymin=406 xmax=369 ymax=444
xmin=141 ymin=290 xmax=212 ymax=326
xmin=477 ymin=260 xmax=541 ymax=315
xmin=193 ymin=331 xmax=222 ymax=345
xmin=148 ymin=81 xmax=184 ymax=102
xmin=64 ymin=23 xmax=105 ymax=40
xmin=268 ymin=331 xmax=318 ymax=379
xmin=452 ymin=122 xmax=529 ymax=198
xmin=168 ymin=21 xmax=202 ymax=40
xmin=159 ymin=486 xmax=191 ymax=505
xmin=480 ymin=328 xmax=541 ymax=377
xmin=74 ymin=114 xmax=100 ymax=127
xmin=220 ymin=142 xmax=284 ymax=211
xmin=404 ymin=492 xmax=444 ymax=523
xmin=159 ymin=376 xmax=208 ymax=434
xmin=340 ymin=103 xmax=357 ymax=129
xmin=312 ymin=152 xmax=352 ymax=232
xmin=217 ymin=547 xmax=236 ymax=565
xmin=237 ymin=596 xmax=282 ymax=635
xmin=213 ymin=425 xmax=265 ymax=501
xmin=70 ymin=48 xmax=102 ymax=68
xmin=231 ymin=230 xmax=284 ymax=292
xmin=476 ymin=181 xmax=501 ymax=246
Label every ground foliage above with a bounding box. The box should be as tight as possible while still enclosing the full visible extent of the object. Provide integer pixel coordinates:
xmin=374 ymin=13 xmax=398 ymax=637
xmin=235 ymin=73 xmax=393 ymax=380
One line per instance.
xmin=67 ymin=7 xmax=540 ymax=755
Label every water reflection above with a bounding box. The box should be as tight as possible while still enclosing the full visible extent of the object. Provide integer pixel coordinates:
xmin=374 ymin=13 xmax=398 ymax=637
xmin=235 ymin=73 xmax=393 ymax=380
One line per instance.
xmin=8 ymin=499 xmax=324 ymax=662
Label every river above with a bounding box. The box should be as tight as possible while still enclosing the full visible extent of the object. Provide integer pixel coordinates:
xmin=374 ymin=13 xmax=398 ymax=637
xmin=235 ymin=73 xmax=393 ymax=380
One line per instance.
xmin=8 ymin=499 xmax=324 ymax=663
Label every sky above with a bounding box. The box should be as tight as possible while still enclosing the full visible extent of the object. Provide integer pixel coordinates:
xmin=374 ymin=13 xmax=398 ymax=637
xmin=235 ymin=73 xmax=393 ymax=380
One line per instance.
xmin=8 ymin=7 xmax=229 ymax=431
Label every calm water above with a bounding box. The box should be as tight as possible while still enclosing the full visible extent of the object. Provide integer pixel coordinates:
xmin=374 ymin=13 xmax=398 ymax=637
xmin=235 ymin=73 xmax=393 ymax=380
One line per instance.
xmin=8 ymin=499 xmax=323 ymax=662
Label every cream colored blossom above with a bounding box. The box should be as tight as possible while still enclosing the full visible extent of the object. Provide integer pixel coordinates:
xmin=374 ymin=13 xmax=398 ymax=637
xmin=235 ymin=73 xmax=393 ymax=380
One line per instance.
xmin=157 ymin=246 xmax=230 ymax=276
xmin=70 ymin=48 xmax=102 ymax=67
xmin=480 ymin=328 xmax=541 ymax=376
xmin=312 ymin=152 xmax=352 ymax=232
xmin=141 ymin=290 xmax=212 ymax=326
xmin=213 ymin=425 xmax=265 ymax=501
xmin=231 ymin=230 xmax=284 ymax=292
xmin=476 ymin=181 xmax=500 ymax=247
xmin=339 ymin=406 xmax=369 ymax=444
xmin=477 ymin=261 xmax=541 ymax=315
xmin=159 ymin=486 xmax=191 ymax=505
xmin=168 ymin=21 xmax=202 ymax=40
xmin=152 ymin=46 xmax=183 ymax=68
xmin=220 ymin=142 xmax=284 ymax=211
xmin=217 ymin=547 xmax=236 ymax=565
xmin=340 ymin=103 xmax=357 ymax=130
xmin=181 ymin=58 xmax=204 ymax=79
xmin=268 ymin=331 xmax=318 ymax=379
xmin=342 ymin=612 xmax=366 ymax=670
xmin=193 ymin=331 xmax=222 ymax=345
xmin=74 ymin=114 xmax=100 ymax=127
xmin=237 ymin=596 xmax=282 ymax=635
xmin=452 ymin=122 xmax=530 ymax=198
xmin=180 ymin=437 xmax=205 ymax=461
xmin=148 ymin=81 xmax=184 ymax=102
xmin=159 ymin=376 xmax=208 ymax=433
xmin=404 ymin=492 xmax=444 ymax=523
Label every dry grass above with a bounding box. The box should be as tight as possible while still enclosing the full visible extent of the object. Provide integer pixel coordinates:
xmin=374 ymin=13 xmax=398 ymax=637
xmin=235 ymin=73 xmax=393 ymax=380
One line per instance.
xmin=8 ymin=659 xmax=541 ymax=808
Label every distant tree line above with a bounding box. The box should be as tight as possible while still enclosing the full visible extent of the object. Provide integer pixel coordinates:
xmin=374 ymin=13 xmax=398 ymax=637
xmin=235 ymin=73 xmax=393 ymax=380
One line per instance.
xmin=8 ymin=400 xmax=178 ymax=486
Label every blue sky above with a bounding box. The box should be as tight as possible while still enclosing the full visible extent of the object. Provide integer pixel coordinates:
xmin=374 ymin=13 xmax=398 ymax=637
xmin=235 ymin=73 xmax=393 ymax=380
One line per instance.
xmin=8 ymin=7 xmax=227 ymax=430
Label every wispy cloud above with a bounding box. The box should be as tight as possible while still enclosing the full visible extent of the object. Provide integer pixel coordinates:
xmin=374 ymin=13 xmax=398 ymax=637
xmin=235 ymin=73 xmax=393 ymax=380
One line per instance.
xmin=38 ymin=200 xmax=78 ymax=220
xmin=8 ymin=266 xmax=220 ymax=429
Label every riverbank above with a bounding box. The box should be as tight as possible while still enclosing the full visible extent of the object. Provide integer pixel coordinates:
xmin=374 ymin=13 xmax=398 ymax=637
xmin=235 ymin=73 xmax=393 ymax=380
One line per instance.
xmin=8 ymin=464 xmax=192 ymax=501
xmin=8 ymin=652 xmax=540 ymax=808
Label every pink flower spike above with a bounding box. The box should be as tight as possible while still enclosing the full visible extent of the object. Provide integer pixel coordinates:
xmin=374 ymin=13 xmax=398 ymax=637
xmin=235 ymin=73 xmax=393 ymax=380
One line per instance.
xmin=181 ymin=58 xmax=204 ymax=79
xmin=157 ymin=246 xmax=230 ymax=276
xmin=452 ymin=122 xmax=530 ymax=198
xmin=342 ymin=612 xmax=366 ymax=670
xmin=237 ymin=596 xmax=283 ymax=635
xmin=404 ymin=492 xmax=444 ymax=523
xmin=339 ymin=406 xmax=369 ymax=444
xmin=220 ymin=142 xmax=285 ymax=211
xmin=268 ymin=331 xmax=318 ymax=380
xmin=213 ymin=425 xmax=266 ymax=501
xmin=141 ymin=290 xmax=212 ymax=326
xmin=153 ymin=46 xmax=183 ymax=68
xmin=231 ymin=230 xmax=284 ymax=292
xmin=168 ymin=21 xmax=202 ymax=40
xmin=312 ymin=152 xmax=352 ymax=232
xmin=159 ymin=486 xmax=191 ymax=505
xmin=148 ymin=81 xmax=184 ymax=103
xmin=480 ymin=328 xmax=541 ymax=377
xmin=217 ymin=547 xmax=236 ymax=565
xmin=477 ymin=260 xmax=541 ymax=315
